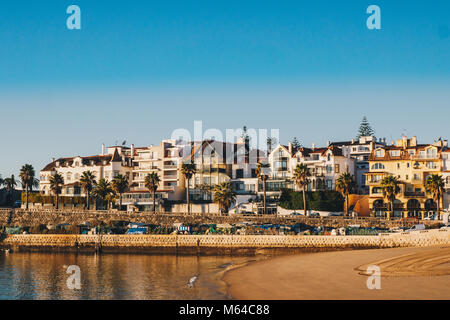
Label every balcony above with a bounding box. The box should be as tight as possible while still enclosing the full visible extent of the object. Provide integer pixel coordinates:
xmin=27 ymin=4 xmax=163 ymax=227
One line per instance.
xmin=404 ymin=191 xmax=425 ymax=197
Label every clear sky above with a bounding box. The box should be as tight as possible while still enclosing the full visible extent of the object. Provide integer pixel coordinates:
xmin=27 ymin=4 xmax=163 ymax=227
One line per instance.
xmin=1 ymin=0 xmax=449 ymax=178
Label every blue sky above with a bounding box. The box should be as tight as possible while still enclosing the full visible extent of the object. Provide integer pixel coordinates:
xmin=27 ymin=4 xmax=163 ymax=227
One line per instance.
xmin=1 ymin=0 xmax=449 ymax=178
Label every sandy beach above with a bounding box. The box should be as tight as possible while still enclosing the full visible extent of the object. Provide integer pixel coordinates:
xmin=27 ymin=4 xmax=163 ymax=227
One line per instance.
xmin=223 ymin=246 xmax=450 ymax=300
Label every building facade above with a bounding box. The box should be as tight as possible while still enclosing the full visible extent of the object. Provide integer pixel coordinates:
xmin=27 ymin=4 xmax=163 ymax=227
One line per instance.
xmin=366 ymin=136 xmax=448 ymax=220
xmin=329 ymin=136 xmax=385 ymax=194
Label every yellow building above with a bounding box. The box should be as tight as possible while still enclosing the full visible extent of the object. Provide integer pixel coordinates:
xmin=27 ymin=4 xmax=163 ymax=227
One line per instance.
xmin=366 ymin=136 xmax=447 ymax=220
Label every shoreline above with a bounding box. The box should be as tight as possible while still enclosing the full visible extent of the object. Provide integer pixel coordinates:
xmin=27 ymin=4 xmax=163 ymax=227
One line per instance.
xmin=222 ymin=245 xmax=450 ymax=300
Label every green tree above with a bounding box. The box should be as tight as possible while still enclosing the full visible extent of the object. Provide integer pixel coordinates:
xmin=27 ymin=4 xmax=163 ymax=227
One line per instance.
xmin=293 ymin=164 xmax=311 ymax=216
xmin=336 ymin=172 xmax=355 ymax=216
xmin=266 ymin=137 xmax=277 ymax=154
xmin=49 ymin=173 xmax=64 ymax=210
xmin=213 ymin=182 xmax=236 ymax=214
xmin=144 ymin=172 xmax=161 ymax=213
xmin=80 ymin=171 xmax=96 ymax=209
xmin=111 ymin=174 xmax=129 ymax=210
xmin=92 ymin=179 xmax=115 ymax=210
xmin=181 ymin=162 xmax=197 ymax=215
xmin=291 ymin=137 xmax=302 ymax=150
xmin=425 ymin=174 xmax=445 ymax=220
xmin=357 ymin=116 xmax=375 ymax=138
xmin=19 ymin=164 xmax=36 ymax=210
xmin=256 ymin=161 xmax=270 ymax=214
xmin=380 ymin=175 xmax=401 ymax=219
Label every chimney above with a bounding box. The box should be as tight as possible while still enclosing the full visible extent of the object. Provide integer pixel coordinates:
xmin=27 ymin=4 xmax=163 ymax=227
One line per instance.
xmin=444 ymin=140 xmax=448 ymax=147
xmin=351 ymin=139 xmax=355 ymax=144
xmin=131 ymin=144 xmax=135 ymax=157
xmin=52 ymin=157 xmax=55 ymax=163
xmin=102 ymin=143 xmax=105 ymax=156
xmin=312 ymin=143 xmax=315 ymax=151
xmin=288 ymin=142 xmax=293 ymax=154
xmin=411 ymin=136 xmax=417 ymax=147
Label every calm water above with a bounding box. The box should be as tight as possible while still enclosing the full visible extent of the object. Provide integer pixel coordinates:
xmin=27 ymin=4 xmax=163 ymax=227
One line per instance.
xmin=0 ymin=252 xmax=255 ymax=300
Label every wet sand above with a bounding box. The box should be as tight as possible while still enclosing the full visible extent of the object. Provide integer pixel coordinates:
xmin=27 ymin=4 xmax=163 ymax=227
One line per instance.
xmin=223 ymin=246 xmax=450 ymax=300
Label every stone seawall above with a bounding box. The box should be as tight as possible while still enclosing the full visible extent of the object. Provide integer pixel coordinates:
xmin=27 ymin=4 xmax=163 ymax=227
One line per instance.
xmin=1 ymin=229 xmax=448 ymax=255
xmin=0 ymin=209 xmax=443 ymax=229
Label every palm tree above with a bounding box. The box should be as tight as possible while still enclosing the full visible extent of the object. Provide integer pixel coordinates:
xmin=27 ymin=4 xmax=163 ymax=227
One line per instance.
xmin=111 ymin=174 xmax=129 ymax=210
xmin=181 ymin=162 xmax=197 ymax=215
xmin=144 ymin=172 xmax=161 ymax=213
xmin=380 ymin=175 xmax=401 ymax=220
xmin=19 ymin=164 xmax=35 ymax=210
xmin=80 ymin=171 xmax=96 ymax=210
xmin=213 ymin=182 xmax=236 ymax=214
xmin=256 ymin=161 xmax=270 ymax=214
xmin=292 ymin=163 xmax=311 ymax=216
xmin=336 ymin=172 xmax=355 ymax=217
xmin=92 ymin=179 xmax=115 ymax=210
xmin=49 ymin=173 xmax=64 ymax=210
xmin=0 ymin=176 xmax=4 ymax=189
xmin=425 ymin=174 xmax=445 ymax=220
xmin=198 ymin=183 xmax=214 ymax=214
xmin=4 ymin=175 xmax=17 ymax=205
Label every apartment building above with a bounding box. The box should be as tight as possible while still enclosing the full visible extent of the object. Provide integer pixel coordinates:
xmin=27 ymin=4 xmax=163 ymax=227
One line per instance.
xmin=188 ymin=139 xmax=265 ymax=200
xmin=329 ymin=136 xmax=385 ymax=194
xmin=40 ymin=145 xmax=133 ymax=197
xmin=366 ymin=136 xmax=448 ymax=219
xmin=266 ymin=142 xmax=356 ymax=193
xmin=123 ymin=140 xmax=187 ymax=211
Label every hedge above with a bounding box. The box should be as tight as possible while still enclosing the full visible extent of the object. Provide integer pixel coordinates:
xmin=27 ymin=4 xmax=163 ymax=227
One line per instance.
xmin=278 ymin=189 xmax=344 ymax=212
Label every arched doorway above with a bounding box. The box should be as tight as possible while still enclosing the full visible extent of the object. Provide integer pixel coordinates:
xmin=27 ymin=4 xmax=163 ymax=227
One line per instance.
xmin=373 ymin=200 xmax=386 ymax=218
xmin=392 ymin=199 xmax=403 ymax=219
xmin=407 ymin=199 xmax=421 ymax=218
xmin=425 ymin=199 xmax=437 ymax=219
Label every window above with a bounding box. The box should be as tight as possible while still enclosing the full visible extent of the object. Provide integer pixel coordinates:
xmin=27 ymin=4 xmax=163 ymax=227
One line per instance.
xmin=371 ymin=163 xmax=385 ymax=170
xmin=407 ymin=163 xmax=410 ymax=168
xmin=390 ymin=150 xmax=400 ymax=157
xmin=66 ymin=172 xmax=72 ymax=181
xmin=413 ymin=173 xmax=421 ymax=181
xmin=327 ymin=154 xmax=331 ymax=161
xmin=426 ymin=148 xmax=437 ymax=158
xmin=326 ymin=180 xmax=332 ymax=189
xmin=74 ymin=173 xmax=79 ymax=180
xmin=326 ymin=165 xmax=333 ymax=173
xmin=426 ymin=162 xmax=437 ymax=169
xmin=406 ymin=175 xmax=409 ymax=180
xmin=235 ymin=169 xmax=244 ymax=178
xmin=397 ymin=163 xmax=400 ymax=169
xmin=375 ymin=150 xmax=385 ymax=157
xmin=372 ymin=187 xmax=382 ymax=194
xmin=335 ymin=164 xmax=340 ymax=173
xmin=312 ymin=154 xmax=319 ymax=161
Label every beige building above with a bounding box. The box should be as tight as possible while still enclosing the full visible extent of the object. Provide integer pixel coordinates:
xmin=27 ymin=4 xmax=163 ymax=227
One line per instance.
xmin=366 ymin=136 xmax=448 ymax=220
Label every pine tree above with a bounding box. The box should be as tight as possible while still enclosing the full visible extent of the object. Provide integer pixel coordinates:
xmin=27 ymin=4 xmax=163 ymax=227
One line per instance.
xmin=291 ymin=137 xmax=302 ymax=150
xmin=357 ymin=116 xmax=375 ymax=138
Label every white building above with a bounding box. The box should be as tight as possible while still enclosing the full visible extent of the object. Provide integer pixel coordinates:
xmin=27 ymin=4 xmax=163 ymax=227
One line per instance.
xmin=40 ymin=145 xmax=133 ymax=198
xmin=329 ymin=136 xmax=385 ymax=194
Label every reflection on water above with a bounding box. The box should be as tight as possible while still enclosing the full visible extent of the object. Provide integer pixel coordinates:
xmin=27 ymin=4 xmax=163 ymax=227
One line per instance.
xmin=0 ymin=252 xmax=250 ymax=300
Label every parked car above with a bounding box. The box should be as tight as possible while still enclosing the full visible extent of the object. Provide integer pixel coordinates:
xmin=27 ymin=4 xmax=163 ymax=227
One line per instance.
xmin=328 ymin=212 xmax=343 ymax=217
xmin=309 ymin=212 xmax=320 ymax=217
xmin=291 ymin=212 xmax=303 ymax=216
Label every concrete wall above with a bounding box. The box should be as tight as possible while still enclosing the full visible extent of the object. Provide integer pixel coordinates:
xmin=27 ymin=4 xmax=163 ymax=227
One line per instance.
xmin=1 ymin=228 xmax=449 ymax=255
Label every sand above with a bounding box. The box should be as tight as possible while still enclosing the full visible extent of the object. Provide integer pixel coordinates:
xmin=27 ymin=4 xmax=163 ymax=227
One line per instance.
xmin=223 ymin=246 xmax=450 ymax=300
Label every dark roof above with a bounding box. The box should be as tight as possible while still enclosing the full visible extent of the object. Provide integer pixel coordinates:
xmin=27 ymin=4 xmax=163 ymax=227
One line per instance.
xmin=42 ymin=154 xmax=117 ymax=172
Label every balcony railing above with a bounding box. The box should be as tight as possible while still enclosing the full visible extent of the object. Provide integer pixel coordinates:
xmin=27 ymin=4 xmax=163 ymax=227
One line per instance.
xmin=404 ymin=191 xmax=425 ymax=197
